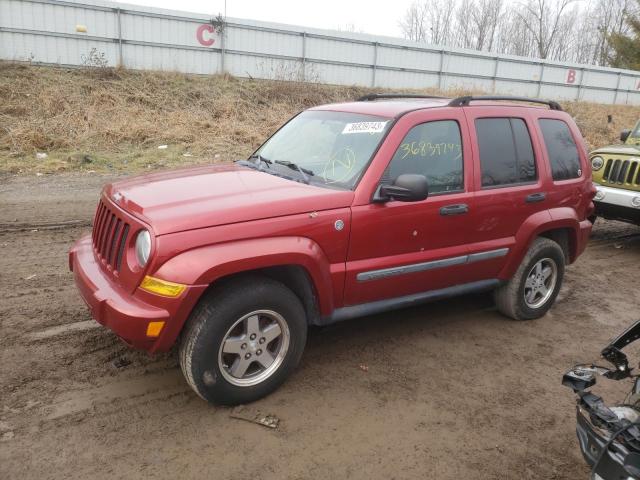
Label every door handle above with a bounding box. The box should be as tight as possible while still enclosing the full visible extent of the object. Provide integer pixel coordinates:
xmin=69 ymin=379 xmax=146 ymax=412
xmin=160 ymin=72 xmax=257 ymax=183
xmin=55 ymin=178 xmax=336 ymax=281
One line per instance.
xmin=525 ymin=192 xmax=546 ymax=203
xmin=439 ymin=204 xmax=469 ymax=216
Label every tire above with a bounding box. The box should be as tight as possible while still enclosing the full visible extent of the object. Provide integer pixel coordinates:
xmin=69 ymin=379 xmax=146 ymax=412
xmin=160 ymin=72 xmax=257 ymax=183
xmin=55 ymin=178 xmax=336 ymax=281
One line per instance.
xmin=179 ymin=275 xmax=307 ymax=405
xmin=494 ymin=237 xmax=565 ymax=321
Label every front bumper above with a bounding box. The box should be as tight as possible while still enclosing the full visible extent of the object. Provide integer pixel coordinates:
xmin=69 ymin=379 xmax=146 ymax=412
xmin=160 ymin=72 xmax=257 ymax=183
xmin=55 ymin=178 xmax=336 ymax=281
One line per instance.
xmin=576 ymin=407 xmax=608 ymax=467
xmin=576 ymin=407 xmax=638 ymax=480
xmin=593 ymin=184 xmax=640 ymax=224
xmin=69 ymin=235 xmax=206 ymax=352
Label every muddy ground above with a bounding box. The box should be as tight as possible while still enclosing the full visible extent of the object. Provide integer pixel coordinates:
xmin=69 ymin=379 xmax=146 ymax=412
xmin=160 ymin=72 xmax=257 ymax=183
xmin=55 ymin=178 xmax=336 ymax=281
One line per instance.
xmin=1 ymin=172 xmax=640 ymax=480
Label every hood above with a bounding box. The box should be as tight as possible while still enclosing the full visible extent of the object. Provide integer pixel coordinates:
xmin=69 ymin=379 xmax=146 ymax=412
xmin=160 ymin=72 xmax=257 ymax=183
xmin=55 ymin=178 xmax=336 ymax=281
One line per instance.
xmin=105 ymin=164 xmax=354 ymax=235
xmin=591 ymin=143 xmax=640 ymax=157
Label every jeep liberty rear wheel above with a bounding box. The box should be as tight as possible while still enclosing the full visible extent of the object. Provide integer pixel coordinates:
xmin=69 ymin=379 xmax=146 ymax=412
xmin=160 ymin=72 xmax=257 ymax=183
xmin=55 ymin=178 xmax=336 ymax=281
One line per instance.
xmin=179 ymin=275 xmax=307 ymax=405
xmin=494 ymin=237 xmax=565 ymax=321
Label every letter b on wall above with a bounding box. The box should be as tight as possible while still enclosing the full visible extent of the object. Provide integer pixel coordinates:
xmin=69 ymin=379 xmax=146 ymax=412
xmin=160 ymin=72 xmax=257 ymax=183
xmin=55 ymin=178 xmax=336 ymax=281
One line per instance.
xmin=566 ymin=69 xmax=576 ymax=84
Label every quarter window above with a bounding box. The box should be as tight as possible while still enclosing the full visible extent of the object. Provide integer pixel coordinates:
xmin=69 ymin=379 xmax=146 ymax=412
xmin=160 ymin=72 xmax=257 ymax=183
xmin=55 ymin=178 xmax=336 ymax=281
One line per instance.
xmin=538 ymin=119 xmax=582 ymax=180
xmin=385 ymin=120 xmax=463 ymax=194
xmin=475 ymin=118 xmax=537 ymax=187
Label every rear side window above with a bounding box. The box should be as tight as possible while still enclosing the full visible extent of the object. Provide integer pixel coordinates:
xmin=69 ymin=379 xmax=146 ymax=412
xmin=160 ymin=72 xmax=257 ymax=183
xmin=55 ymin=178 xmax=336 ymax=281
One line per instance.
xmin=538 ymin=119 xmax=581 ymax=181
xmin=385 ymin=120 xmax=463 ymax=194
xmin=475 ymin=118 xmax=537 ymax=187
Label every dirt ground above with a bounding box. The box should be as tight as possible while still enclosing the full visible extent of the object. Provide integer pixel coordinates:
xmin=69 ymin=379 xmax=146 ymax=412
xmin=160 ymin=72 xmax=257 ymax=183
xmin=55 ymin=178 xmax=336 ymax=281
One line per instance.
xmin=1 ymin=172 xmax=640 ymax=480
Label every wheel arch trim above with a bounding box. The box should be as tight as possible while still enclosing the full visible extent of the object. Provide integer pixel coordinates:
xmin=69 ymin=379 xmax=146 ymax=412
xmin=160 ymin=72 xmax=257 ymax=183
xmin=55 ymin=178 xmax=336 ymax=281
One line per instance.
xmin=499 ymin=208 xmax=584 ymax=279
xmin=152 ymin=236 xmax=335 ymax=316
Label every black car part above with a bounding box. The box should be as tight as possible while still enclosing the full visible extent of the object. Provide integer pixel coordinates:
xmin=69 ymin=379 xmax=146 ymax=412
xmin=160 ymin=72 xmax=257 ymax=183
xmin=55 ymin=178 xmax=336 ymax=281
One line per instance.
xmin=448 ymin=95 xmax=563 ymax=111
xmin=563 ymin=319 xmax=640 ymax=479
xmin=356 ymin=93 xmax=446 ymax=102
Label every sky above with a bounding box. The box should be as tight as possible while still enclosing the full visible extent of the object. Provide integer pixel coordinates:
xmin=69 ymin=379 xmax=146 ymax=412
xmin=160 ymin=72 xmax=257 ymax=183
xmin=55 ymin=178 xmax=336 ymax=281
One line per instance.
xmin=113 ymin=0 xmax=417 ymax=38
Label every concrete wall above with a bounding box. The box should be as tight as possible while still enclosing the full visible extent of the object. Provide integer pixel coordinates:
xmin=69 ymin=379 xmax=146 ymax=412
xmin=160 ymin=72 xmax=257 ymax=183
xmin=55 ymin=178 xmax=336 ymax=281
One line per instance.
xmin=2 ymin=0 xmax=640 ymax=104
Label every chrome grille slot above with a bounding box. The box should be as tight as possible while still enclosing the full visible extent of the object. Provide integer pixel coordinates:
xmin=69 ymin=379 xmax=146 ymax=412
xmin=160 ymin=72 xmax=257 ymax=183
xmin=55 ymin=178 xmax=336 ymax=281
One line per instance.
xmin=628 ymin=162 xmax=638 ymax=184
xmin=619 ymin=160 xmax=630 ymax=183
xmin=602 ymin=158 xmax=640 ymax=186
xmin=91 ymin=200 xmax=130 ymax=272
xmin=602 ymin=159 xmax=613 ymax=181
xmin=610 ymin=160 xmax=621 ymax=183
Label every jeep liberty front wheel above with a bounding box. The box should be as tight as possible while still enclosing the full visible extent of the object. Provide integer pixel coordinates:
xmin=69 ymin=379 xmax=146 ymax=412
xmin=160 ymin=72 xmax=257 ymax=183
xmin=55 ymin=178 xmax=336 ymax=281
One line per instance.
xmin=179 ymin=275 xmax=307 ymax=405
xmin=494 ymin=237 xmax=565 ymax=321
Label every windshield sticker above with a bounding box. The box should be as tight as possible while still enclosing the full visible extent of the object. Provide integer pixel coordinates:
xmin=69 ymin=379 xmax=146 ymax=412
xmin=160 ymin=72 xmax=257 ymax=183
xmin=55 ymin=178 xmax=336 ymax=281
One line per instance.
xmin=342 ymin=122 xmax=387 ymax=135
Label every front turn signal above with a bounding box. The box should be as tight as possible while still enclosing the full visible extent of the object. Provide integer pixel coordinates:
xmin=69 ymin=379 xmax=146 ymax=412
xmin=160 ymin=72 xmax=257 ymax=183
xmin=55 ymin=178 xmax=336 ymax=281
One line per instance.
xmin=146 ymin=321 xmax=165 ymax=337
xmin=139 ymin=275 xmax=187 ymax=297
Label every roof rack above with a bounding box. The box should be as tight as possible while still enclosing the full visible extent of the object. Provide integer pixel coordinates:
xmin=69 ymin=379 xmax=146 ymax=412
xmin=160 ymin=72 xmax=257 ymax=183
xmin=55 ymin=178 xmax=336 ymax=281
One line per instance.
xmin=357 ymin=93 xmax=446 ymax=102
xmin=449 ymin=95 xmax=562 ymax=111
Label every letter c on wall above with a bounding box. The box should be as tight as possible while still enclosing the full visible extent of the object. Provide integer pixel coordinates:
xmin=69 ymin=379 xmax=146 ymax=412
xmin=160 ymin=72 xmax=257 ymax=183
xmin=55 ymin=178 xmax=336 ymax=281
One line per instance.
xmin=196 ymin=24 xmax=215 ymax=46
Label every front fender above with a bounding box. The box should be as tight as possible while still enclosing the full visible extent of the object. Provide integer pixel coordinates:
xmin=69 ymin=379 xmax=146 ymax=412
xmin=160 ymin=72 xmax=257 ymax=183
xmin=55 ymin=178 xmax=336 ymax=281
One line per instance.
xmin=153 ymin=236 xmax=335 ymax=315
xmin=498 ymin=208 xmax=585 ymax=279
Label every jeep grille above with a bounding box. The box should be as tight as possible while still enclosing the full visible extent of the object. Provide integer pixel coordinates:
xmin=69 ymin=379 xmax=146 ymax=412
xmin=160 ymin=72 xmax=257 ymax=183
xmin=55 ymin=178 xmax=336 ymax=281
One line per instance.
xmin=92 ymin=200 xmax=130 ymax=272
xmin=602 ymin=158 xmax=640 ymax=186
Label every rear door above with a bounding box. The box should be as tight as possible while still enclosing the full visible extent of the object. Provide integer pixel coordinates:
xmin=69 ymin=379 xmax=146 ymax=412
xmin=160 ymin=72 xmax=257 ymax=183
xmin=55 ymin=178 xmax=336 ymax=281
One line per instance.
xmin=462 ymin=107 xmax=552 ymax=281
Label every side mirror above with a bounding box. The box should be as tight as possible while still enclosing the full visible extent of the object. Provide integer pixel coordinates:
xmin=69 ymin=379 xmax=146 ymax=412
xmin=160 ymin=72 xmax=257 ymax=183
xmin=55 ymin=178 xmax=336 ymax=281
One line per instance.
xmin=378 ymin=174 xmax=429 ymax=202
xmin=621 ymin=129 xmax=631 ymax=143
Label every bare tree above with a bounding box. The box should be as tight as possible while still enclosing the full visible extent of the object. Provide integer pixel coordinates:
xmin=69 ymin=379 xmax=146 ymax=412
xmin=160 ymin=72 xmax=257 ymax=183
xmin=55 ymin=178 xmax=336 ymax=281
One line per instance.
xmin=515 ymin=0 xmax=578 ymax=59
xmin=495 ymin=8 xmax=537 ymax=57
xmin=398 ymin=0 xmax=640 ymax=67
xmin=472 ymin=0 xmax=503 ymax=50
xmin=453 ymin=0 xmax=475 ymax=48
xmin=398 ymin=1 xmax=428 ymax=42
xmin=429 ymin=0 xmax=456 ymax=45
xmin=398 ymin=0 xmax=455 ymax=45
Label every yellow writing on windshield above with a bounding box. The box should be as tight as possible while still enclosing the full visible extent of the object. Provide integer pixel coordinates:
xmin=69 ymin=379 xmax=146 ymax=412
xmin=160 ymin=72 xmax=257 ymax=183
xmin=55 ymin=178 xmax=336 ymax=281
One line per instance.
xmin=399 ymin=142 xmax=461 ymax=159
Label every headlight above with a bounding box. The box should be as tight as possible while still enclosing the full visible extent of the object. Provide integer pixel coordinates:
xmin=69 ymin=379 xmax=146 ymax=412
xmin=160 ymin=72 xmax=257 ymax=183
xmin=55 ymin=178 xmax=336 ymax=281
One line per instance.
xmin=591 ymin=156 xmax=604 ymax=171
xmin=135 ymin=229 xmax=151 ymax=266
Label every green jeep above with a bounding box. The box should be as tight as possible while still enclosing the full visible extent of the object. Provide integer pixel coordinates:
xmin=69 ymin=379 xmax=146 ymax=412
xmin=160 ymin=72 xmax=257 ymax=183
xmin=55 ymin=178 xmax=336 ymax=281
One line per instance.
xmin=591 ymin=121 xmax=640 ymax=225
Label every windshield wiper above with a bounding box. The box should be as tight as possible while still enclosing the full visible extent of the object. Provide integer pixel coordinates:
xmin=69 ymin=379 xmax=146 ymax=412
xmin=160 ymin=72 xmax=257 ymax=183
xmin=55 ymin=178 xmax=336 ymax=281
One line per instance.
xmin=274 ymin=160 xmax=314 ymax=184
xmin=248 ymin=153 xmax=272 ymax=169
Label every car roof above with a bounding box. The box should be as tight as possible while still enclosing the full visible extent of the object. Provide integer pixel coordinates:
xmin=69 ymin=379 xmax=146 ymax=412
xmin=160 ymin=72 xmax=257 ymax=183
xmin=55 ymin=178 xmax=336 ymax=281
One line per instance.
xmin=310 ymin=98 xmax=561 ymax=118
xmin=310 ymin=98 xmax=451 ymax=118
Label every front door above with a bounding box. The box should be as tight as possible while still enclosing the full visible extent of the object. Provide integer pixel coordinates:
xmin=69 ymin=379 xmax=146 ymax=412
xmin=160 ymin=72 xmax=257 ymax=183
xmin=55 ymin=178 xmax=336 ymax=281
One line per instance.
xmin=344 ymin=109 xmax=476 ymax=306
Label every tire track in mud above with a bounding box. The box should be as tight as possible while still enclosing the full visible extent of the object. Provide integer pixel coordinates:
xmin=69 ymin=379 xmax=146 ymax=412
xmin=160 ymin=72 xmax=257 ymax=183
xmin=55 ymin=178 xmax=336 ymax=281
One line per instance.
xmin=0 ymin=223 xmax=182 ymax=435
xmin=0 ymin=220 xmax=91 ymax=233
xmin=587 ymin=220 xmax=640 ymax=246
xmin=44 ymin=370 xmax=190 ymax=421
xmin=27 ymin=320 xmax=100 ymax=341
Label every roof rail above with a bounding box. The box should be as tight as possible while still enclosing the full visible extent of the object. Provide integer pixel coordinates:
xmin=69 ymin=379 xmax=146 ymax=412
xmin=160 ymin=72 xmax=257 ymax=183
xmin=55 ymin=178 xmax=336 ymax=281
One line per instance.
xmin=357 ymin=93 xmax=446 ymax=102
xmin=449 ymin=95 xmax=563 ymax=111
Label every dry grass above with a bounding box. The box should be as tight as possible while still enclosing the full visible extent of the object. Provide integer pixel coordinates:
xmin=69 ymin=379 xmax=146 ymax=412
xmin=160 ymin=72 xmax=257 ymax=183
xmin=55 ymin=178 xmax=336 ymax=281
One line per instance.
xmin=0 ymin=62 xmax=638 ymax=175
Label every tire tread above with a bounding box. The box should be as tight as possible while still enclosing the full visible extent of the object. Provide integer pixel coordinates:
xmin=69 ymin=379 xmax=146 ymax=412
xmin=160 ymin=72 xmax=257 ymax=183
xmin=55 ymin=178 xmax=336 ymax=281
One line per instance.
xmin=494 ymin=237 xmax=564 ymax=321
xmin=178 ymin=275 xmax=307 ymax=405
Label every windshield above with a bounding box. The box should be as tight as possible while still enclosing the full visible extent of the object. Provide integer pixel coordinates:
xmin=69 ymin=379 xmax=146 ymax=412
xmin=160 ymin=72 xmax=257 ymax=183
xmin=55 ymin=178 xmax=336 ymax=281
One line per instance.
xmin=255 ymin=110 xmax=392 ymax=189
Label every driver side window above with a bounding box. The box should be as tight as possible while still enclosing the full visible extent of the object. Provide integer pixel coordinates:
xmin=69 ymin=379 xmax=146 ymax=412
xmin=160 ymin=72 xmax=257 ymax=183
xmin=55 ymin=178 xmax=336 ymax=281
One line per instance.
xmin=385 ymin=120 xmax=463 ymax=194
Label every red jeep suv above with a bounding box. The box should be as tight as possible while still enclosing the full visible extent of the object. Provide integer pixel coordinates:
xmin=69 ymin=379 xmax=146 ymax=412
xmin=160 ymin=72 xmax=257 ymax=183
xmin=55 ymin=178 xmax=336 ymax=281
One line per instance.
xmin=69 ymin=94 xmax=595 ymax=405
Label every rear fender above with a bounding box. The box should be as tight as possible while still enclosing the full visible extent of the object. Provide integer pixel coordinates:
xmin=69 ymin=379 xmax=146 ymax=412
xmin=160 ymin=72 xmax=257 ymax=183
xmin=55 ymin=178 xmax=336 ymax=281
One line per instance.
xmin=153 ymin=236 xmax=335 ymax=315
xmin=499 ymin=208 xmax=581 ymax=279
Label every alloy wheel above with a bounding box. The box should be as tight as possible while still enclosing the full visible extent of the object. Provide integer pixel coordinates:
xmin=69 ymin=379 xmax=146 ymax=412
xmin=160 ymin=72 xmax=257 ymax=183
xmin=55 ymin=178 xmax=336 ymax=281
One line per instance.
xmin=523 ymin=257 xmax=558 ymax=309
xmin=218 ymin=310 xmax=290 ymax=387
